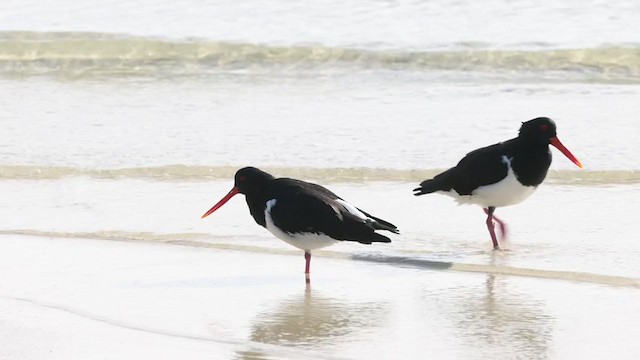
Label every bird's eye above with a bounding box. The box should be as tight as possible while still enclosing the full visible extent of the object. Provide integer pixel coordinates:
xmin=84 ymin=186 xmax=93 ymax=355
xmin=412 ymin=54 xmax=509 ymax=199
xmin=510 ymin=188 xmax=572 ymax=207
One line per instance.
xmin=238 ymin=176 xmax=247 ymax=181
xmin=539 ymin=124 xmax=549 ymax=131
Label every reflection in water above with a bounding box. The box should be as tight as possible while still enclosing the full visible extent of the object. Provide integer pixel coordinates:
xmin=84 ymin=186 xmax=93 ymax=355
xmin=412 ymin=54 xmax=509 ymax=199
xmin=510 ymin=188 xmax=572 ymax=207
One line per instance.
xmin=437 ymin=253 xmax=554 ymax=359
xmin=253 ymin=285 xmax=388 ymax=345
xmin=234 ymin=350 xmax=269 ymax=360
xmin=472 ymin=275 xmax=552 ymax=353
xmin=235 ymin=285 xmax=388 ymax=359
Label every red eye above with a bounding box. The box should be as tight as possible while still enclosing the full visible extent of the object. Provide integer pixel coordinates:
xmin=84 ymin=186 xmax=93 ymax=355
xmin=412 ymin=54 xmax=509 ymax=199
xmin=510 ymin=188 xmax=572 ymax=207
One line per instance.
xmin=238 ymin=176 xmax=247 ymax=181
xmin=539 ymin=124 xmax=549 ymax=131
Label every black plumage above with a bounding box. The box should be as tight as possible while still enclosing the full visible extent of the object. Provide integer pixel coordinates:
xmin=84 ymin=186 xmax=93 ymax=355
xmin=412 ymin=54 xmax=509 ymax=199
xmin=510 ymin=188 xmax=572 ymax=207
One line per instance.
xmin=202 ymin=167 xmax=398 ymax=282
xmin=414 ymin=117 xmax=582 ymax=249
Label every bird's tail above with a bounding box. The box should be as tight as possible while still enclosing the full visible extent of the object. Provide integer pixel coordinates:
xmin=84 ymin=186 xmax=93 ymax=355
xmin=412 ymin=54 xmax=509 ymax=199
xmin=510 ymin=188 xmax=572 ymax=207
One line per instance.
xmin=413 ymin=169 xmax=454 ymax=196
xmin=342 ymin=222 xmax=393 ymax=244
xmin=367 ymin=232 xmax=392 ymax=243
xmin=357 ymin=208 xmax=400 ymax=234
xmin=413 ymin=179 xmax=441 ymax=196
xmin=369 ymin=218 xmax=400 ymax=234
xmin=342 ymin=211 xmax=397 ymax=244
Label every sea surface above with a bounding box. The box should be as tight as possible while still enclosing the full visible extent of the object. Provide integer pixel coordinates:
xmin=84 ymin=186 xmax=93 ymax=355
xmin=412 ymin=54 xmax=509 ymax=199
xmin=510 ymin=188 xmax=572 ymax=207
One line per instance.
xmin=1 ymin=0 xmax=640 ymax=359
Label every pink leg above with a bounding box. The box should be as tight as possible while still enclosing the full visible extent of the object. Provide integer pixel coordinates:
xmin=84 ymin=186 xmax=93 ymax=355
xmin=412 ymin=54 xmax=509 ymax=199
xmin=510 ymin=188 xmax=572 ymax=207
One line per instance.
xmin=483 ymin=207 xmax=500 ymax=250
xmin=493 ymin=214 xmax=508 ymax=239
xmin=482 ymin=208 xmax=509 ymax=239
xmin=484 ymin=208 xmax=508 ymax=239
xmin=304 ymin=252 xmax=311 ymax=284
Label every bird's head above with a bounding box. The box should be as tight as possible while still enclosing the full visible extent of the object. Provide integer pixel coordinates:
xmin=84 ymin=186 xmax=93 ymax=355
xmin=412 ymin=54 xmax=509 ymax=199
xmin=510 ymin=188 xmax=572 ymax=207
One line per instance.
xmin=518 ymin=117 xmax=558 ymax=140
xmin=233 ymin=167 xmax=275 ymax=195
xmin=519 ymin=117 xmax=583 ymax=168
xmin=201 ymin=167 xmax=275 ymax=219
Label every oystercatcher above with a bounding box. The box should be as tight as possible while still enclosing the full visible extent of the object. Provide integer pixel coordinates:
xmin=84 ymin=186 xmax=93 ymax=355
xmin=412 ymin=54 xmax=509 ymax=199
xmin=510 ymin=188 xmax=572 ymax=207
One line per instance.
xmin=413 ymin=117 xmax=582 ymax=249
xmin=201 ymin=167 xmax=398 ymax=283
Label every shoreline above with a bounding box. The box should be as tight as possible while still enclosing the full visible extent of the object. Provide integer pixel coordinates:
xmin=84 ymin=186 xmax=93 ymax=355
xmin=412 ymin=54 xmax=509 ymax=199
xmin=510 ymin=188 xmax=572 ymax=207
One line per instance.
xmin=2 ymin=235 xmax=640 ymax=359
xmin=3 ymin=233 xmax=639 ymax=288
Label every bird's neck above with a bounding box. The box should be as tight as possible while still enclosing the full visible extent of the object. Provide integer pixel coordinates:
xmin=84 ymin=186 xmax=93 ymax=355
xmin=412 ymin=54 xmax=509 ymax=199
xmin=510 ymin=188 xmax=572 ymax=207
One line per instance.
xmin=245 ymin=193 xmax=268 ymax=227
xmin=511 ymin=141 xmax=552 ymax=186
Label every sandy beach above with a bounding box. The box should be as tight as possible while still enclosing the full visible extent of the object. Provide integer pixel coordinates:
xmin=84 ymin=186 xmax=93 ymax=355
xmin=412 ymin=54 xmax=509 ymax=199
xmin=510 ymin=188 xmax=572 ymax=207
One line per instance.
xmin=2 ymin=234 xmax=639 ymax=359
xmin=2 ymin=0 xmax=640 ymax=358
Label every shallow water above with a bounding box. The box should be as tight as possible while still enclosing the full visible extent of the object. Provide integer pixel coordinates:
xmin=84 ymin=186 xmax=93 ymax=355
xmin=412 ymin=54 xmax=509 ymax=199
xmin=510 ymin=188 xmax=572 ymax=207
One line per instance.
xmin=1 ymin=78 xmax=639 ymax=170
xmin=2 ymin=0 xmax=640 ymax=48
xmin=1 ymin=179 xmax=639 ymax=281
xmin=1 ymin=0 xmax=640 ymax=358
xmin=1 ymin=236 xmax=640 ymax=360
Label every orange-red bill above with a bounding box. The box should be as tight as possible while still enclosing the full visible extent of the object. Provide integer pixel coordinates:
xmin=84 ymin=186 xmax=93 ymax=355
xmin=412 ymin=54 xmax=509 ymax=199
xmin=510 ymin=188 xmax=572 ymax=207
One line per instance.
xmin=201 ymin=187 xmax=239 ymax=219
xmin=550 ymin=137 xmax=583 ymax=168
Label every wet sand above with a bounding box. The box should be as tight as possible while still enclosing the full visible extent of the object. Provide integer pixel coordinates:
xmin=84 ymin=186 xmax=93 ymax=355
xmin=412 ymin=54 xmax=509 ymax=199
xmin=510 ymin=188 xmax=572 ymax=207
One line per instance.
xmin=2 ymin=235 xmax=640 ymax=359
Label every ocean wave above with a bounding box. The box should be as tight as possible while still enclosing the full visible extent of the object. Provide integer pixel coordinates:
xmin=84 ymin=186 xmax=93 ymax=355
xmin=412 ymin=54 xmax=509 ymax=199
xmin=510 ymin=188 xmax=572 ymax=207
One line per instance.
xmin=0 ymin=229 xmax=213 ymax=242
xmin=3 ymin=229 xmax=638 ymax=288
xmin=1 ymin=31 xmax=639 ymax=82
xmin=0 ymin=164 xmax=638 ymax=185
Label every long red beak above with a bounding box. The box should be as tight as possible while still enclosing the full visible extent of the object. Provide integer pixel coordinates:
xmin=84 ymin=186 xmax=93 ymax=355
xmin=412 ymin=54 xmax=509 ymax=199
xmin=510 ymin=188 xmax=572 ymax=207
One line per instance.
xmin=201 ymin=187 xmax=239 ymax=219
xmin=550 ymin=137 xmax=583 ymax=168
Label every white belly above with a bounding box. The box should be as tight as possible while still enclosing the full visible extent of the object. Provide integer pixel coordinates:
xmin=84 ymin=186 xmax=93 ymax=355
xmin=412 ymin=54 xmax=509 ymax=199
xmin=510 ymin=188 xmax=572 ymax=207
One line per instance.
xmin=444 ymin=162 xmax=537 ymax=208
xmin=264 ymin=199 xmax=338 ymax=252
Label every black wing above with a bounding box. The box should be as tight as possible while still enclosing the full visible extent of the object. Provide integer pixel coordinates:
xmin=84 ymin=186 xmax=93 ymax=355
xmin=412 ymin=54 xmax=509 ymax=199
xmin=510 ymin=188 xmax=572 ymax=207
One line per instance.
xmin=278 ymin=178 xmax=342 ymax=199
xmin=414 ymin=140 xmax=513 ymax=196
xmin=269 ymin=184 xmax=393 ymax=244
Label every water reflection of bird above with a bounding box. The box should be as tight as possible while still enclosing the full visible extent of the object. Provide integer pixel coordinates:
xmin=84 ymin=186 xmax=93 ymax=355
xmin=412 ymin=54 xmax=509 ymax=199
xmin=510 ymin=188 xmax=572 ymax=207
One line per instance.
xmin=244 ymin=286 xmax=388 ymax=354
xmin=472 ymin=274 xmax=552 ymax=352
xmin=428 ymin=255 xmax=553 ymax=358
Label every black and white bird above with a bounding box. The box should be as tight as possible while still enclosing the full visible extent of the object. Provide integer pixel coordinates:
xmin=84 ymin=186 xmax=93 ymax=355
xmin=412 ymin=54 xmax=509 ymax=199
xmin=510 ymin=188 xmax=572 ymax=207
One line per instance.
xmin=413 ymin=117 xmax=582 ymax=249
xmin=202 ymin=167 xmax=398 ymax=283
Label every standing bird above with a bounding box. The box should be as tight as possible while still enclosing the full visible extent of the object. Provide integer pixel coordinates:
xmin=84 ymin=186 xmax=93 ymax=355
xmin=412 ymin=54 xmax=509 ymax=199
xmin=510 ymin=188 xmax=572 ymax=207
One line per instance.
xmin=413 ymin=117 xmax=582 ymax=249
xmin=201 ymin=167 xmax=398 ymax=283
